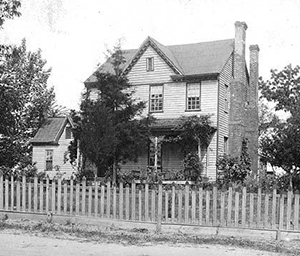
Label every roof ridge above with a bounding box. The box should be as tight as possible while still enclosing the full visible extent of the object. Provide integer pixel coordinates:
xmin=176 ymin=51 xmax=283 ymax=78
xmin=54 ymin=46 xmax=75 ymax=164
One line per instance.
xmin=166 ymin=38 xmax=234 ymax=48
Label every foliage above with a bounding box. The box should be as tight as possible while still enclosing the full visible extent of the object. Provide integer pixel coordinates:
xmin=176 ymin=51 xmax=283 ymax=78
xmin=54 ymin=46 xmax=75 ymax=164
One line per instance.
xmin=70 ymin=43 xmax=152 ymax=176
xmin=0 ymin=39 xmax=55 ymax=169
xmin=0 ymin=163 xmax=37 ymax=179
xmin=0 ymin=0 xmax=21 ymax=27
xmin=217 ymin=138 xmax=251 ymax=187
xmin=183 ymin=152 xmax=203 ymax=181
xmin=259 ymin=64 xmax=300 ymax=189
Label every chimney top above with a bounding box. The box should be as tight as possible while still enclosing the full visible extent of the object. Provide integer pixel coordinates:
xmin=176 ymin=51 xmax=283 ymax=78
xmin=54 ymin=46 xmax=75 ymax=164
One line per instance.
xmin=235 ymin=21 xmax=248 ymax=30
xmin=250 ymin=44 xmax=260 ymax=51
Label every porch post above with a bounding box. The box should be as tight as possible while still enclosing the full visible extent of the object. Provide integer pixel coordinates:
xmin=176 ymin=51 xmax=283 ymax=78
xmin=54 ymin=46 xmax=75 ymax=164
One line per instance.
xmin=154 ymin=136 xmax=158 ymax=170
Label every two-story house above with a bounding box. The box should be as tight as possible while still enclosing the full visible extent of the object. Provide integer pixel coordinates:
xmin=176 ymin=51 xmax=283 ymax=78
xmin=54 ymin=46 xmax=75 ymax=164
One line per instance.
xmin=84 ymin=21 xmax=259 ymax=180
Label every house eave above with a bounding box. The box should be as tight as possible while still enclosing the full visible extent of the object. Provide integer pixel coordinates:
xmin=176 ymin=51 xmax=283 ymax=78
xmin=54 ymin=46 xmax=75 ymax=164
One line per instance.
xmin=171 ymin=73 xmax=219 ymax=82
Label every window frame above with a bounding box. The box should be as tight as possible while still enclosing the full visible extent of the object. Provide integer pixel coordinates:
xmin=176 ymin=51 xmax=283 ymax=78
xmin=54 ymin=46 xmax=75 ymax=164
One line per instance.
xmin=146 ymin=57 xmax=154 ymax=72
xmin=149 ymin=84 xmax=164 ymax=113
xmin=224 ymin=137 xmax=228 ymax=154
xmin=224 ymin=84 xmax=229 ymax=113
xmin=45 ymin=149 xmax=54 ymax=171
xmin=186 ymin=82 xmax=201 ymax=111
xmin=65 ymin=126 xmax=72 ymax=139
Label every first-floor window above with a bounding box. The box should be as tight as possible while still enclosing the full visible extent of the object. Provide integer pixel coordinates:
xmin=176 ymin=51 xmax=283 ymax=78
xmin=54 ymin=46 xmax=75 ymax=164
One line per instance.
xmin=150 ymin=85 xmax=163 ymax=112
xmin=45 ymin=150 xmax=53 ymax=171
xmin=187 ymin=83 xmax=201 ymax=110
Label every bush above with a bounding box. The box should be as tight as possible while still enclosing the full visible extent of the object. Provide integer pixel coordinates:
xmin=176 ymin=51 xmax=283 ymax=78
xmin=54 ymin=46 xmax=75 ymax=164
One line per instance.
xmin=0 ymin=163 xmax=37 ymax=180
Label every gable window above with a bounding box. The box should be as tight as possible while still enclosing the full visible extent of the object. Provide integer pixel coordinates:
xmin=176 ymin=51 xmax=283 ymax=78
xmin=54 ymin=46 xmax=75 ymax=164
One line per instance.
xmin=146 ymin=57 xmax=154 ymax=71
xmin=45 ymin=150 xmax=53 ymax=171
xmin=65 ymin=126 xmax=72 ymax=139
xmin=150 ymin=85 xmax=163 ymax=112
xmin=186 ymin=83 xmax=201 ymax=110
xmin=224 ymin=84 xmax=229 ymax=112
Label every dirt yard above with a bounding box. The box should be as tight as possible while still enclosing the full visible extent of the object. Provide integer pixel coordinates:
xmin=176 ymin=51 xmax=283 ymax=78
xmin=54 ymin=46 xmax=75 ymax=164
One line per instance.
xmin=0 ymin=229 xmax=281 ymax=256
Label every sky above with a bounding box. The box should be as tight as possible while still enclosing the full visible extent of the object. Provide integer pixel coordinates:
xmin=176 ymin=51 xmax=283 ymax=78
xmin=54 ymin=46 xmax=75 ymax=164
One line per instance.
xmin=1 ymin=0 xmax=300 ymax=110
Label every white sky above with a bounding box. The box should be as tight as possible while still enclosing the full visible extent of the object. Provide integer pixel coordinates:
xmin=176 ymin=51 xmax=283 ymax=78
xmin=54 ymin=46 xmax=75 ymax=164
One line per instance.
xmin=1 ymin=0 xmax=300 ymax=110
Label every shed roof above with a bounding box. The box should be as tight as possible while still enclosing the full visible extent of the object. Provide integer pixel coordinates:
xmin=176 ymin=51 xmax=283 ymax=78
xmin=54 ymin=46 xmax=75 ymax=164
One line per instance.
xmin=30 ymin=117 xmax=73 ymax=145
xmin=84 ymin=37 xmax=234 ymax=85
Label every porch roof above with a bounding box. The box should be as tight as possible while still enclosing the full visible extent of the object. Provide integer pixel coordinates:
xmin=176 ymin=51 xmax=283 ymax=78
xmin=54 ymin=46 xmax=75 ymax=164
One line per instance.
xmin=150 ymin=118 xmax=182 ymax=130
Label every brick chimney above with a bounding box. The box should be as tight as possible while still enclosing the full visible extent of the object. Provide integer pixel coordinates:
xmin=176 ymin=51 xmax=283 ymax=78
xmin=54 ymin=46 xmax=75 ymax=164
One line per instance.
xmin=228 ymin=21 xmax=248 ymax=157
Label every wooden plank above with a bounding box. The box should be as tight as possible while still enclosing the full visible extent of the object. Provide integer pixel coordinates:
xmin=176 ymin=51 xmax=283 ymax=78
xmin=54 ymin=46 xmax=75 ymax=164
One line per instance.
xmin=5 ymin=177 xmax=8 ymax=211
xmin=220 ymin=190 xmax=225 ymax=226
xmin=144 ymin=183 xmax=149 ymax=221
xmin=119 ymin=182 xmax=124 ymax=220
xmin=271 ymin=188 xmax=277 ymax=229
xmin=10 ymin=176 xmax=14 ymax=211
xmin=33 ymin=176 xmax=38 ymax=213
xmin=264 ymin=193 xmax=270 ymax=228
xmin=16 ymin=179 xmax=20 ymax=211
xmin=165 ymin=190 xmax=169 ymax=222
xmin=22 ymin=176 xmax=26 ymax=212
xmin=106 ymin=181 xmax=111 ymax=218
xmin=113 ymin=184 xmax=117 ymax=219
xmin=63 ymin=182 xmax=67 ymax=214
xmin=125 ymin=184 xmax=130 ymax=220
xmin=131 ymin=182 xmax=136 ymax=221
xmin=234 ymin=191 xmax=239 ymax=227
xmin=156 ymin=182 xmax=163 ymax=232
xmin=198 ymin=186 xmax=203 ymax=225
xmin=94 ymin=181 xmax=98 ymax=217
xmin=28 ymin=181 xmax=32 ymax=212
xmin=0 ymin=174 xmax=3 ymax=210
xmin=205 ymin=190 xmax=210 ymax=225
xmin=171 ymin=184 xmax=175 ymax=222
xmin=39 ymin=181 xmax=44 ymax=213
xmin=178 ymin=189 xmax=182 ymax=223
xmin=249 ymin=193 xmax=254 ymax=227
xmin=75 ymin=182 xmax=80 ymax=215
xmin=227 ymin=186 xmax=232 ymax=226
xmin=100 ymin=183 xmax=105 ymax=218
xmin=212 ymin=186 xmax=217 ymax=225
xmin=286 ymin=190 xmax=292 ymax=230
xmin=57 ymin=178 xmax=61 ymax=214
xmin=257 ymin=188 xmax=262 ymax=228
xmin=191 ymin=188 xmax=196 ymax=223
xmin=279 ymin=193 xmax=284 ymax=230
xmin=52 ymin=180 xmax=56 ymax=213
xmin=70 ymin=178 xmax=74 ymax=214
xmin=138 ymin=186 xmax=142 ymax=221
xmin=294 ymin=192 xmax=299 ymax=230
xmin=88 ymin=185 xmax=92 ymax=217
xmin=241 ymin=187 xmax=246 ymax=227
xmin=81 ymin=178 xmax=86 ymax=216
xmin=45 ymin=177 xmax=49 ymax=213
xmin=151 ymin=189 xmax=156 ymax=222
xmin=184 ymin=182 xmax=189 ymax=224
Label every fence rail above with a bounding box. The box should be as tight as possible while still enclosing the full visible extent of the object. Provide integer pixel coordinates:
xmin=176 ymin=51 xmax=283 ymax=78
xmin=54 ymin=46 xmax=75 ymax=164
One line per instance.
xmin=0 ymin=174 xmax=299 ymax=231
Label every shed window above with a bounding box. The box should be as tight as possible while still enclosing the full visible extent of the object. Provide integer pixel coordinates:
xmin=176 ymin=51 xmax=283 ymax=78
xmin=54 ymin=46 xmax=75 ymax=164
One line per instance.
xmin=146 ymin=57 xmax=154 ymax=71
xmin=45 ymin=150 xmax=53 ymax=171
xmin=187 ymin=83 xmax=201 ymax=110
xmin=150 ymin=85 xmax=163 ymax=112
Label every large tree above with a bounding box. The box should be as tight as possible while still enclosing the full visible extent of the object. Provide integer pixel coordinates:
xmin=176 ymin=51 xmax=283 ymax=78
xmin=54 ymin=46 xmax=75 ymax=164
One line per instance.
xmin=0 ymin=39 xmax=56 ymax=168
xmin=71 ymin=45 xmax=152 ymax=178
xmin=259 ymin=64 xmax=300 ymax=187
xmin=0 ymin=0 xmax=21 ymax=27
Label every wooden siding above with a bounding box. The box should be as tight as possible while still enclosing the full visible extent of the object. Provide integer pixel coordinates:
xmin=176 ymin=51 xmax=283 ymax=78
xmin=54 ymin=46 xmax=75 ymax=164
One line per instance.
xmin=32 ymin=125 xmax=75 ymax=179
xmin=218 ymin=54 xmax=233 ymax=156
xmin=89 ymin=88 xmax=99 ymax=101
xmin=127 ymin=46 xmax=175 ymax=85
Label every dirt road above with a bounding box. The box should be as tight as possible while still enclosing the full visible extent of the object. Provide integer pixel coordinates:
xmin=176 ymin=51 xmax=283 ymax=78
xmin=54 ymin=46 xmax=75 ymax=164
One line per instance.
xmin=0 ymin=230 xmax=280 ymax=256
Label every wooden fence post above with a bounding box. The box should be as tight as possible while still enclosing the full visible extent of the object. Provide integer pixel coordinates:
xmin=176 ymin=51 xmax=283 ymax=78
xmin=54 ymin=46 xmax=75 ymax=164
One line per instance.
xmin=156 ymin=181 xmax=162 ymax=233
xmin=241 ymin=187 xmax=246 ymax=227
xmin=33 ymin=176 xmax=38 ymax=212
xmin=119 ymin=181 xmax=124 ymax=220
xmin=271 ymin=186 xmax=277 ymax=229
xmin=144 ymin=182 xmax=149 ymax=222
xmin=213 ymin=185 xmax=217 ymax=225
xmin=191 ymin=187 xmax=196 ymax=224
xmin=294 ymin=191 xmax=299 ymax=230
xmin=184 ymin=181 xmax=190 ymax=224
xmin=286 ymin=189 xmax=292 ymax=230
xmin=227 ymin=186 xmax=232 ymax=226
xmin=131 ymin=181 xmax=136 ymax=221
xmin=5 ymin=176 xmax=8 ymax=211
xmin=106 ymin=180 xmax=111 ymax=218
xmin=16 ymin=178 xmax=20 ymax=211
xmin=22 ymin=175 xmax=26 ymax=212
xmin=94 ymin=179 xmax=98 ymax=217
xmin=75 ymin=180 xmax=80 ymax=215
xmin=171 ymin=183 xmax=175 ymax=222
xmin=113 ymin=182 xmax=117 ymax=219
xmin=52 ymin=179 xmax=56 ymax=213
xmin=257 ymin=187 xmax=262 ymax=228
xmin=45 ymin=176 xmax=49 ymax=213
xmin=63 ymin=181 xmax=67 ymax=214
xmin=199 ymin=185 xmax=203 ymax=225
xmin=10 ymin=176 xmax=14 ymax=211
xmin=81 ymin=177 xmax=86 ymax=215
xmin=39 ymin=178 xmax=44 ymax=213
xmin=0 ymin=172 xmax=3 ymax=210
xmin=88 ymin=182 xmax=92 ymax=217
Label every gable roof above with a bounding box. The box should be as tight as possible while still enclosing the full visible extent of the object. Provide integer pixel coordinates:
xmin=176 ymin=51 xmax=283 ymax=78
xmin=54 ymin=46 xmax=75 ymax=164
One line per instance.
xmin=31 ymin=117 xmax=74 ymax=145
xmin=84 ymin=37 xmax=234 ymax=86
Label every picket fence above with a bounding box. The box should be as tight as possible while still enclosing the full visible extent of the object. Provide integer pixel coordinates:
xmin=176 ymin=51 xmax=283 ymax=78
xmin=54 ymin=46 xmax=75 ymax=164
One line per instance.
xmin=0 ymin=174 xmax=299 ymax=232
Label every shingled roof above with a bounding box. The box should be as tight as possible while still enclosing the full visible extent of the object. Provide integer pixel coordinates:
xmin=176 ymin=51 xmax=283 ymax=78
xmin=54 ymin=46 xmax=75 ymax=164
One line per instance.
xmin=84 ymin=37 xmax=234 ymax=85
xmin=30 ymin=117 xmax=73 ymax=145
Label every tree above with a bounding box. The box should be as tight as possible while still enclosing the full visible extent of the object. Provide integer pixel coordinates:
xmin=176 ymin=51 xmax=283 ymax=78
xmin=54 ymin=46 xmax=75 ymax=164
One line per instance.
xmin=0 ymin=0 xmax=21 ymax=27
xmin=0 ymin=39 xmax=56 ymax=168
xmin=259 ymin=64 xmax=300 ymax=188
xmin=71 ymin=44 xmax=152 ymax=178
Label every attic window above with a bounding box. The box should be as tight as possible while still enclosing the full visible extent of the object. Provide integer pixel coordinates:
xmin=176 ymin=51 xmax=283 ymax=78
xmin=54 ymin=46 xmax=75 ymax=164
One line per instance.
xmin=65 ymin=126 xmax=72 ymax=139
xmin=146 ymin=57 xmax=154 ymax=71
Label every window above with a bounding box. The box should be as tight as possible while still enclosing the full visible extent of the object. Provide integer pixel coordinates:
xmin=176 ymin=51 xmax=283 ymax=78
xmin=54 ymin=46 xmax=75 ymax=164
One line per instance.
xmin=224 ymin=84 xmax=229 ymax=112
xmin=187 ymin=83 xmax=201 ymax=110
xmin=224 ymin=137 xmax=228 ymax=154
xmin=65 ymin=126 xmax=72 ymax=139
xmin=45 ymin=150 xmax=53 ymax=171
xmin=146 ymin=57 xmax=154 ymax=71
xmin=150 ymin=85 xmax=163 ymax=112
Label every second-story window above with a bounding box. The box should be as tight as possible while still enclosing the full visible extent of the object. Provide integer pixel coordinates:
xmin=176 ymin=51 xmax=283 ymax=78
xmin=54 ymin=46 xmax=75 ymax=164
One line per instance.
xmin=186 ymin=83 xmax=201 ymax=110
xmin=150 ymin=85 xmax=163 ymax=112
xmin=146 ymin=57 xmax=154 ymax=71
